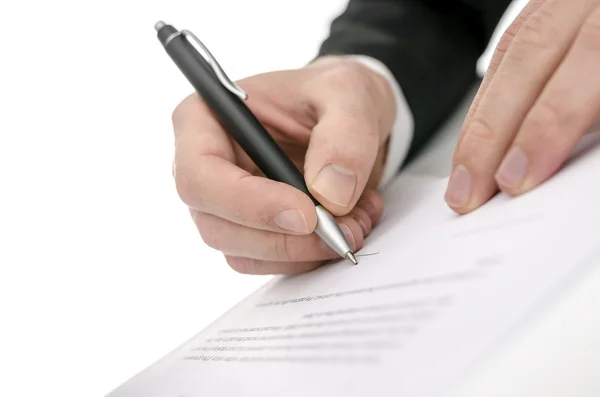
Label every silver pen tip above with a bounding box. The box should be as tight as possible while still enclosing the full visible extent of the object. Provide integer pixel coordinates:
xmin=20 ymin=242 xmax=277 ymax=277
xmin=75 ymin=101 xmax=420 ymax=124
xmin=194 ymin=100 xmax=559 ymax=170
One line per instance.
xmin=155 ymin=21 xmax=166 ymax=31
xmin=345 ymin=252 xmax=358 ymax=265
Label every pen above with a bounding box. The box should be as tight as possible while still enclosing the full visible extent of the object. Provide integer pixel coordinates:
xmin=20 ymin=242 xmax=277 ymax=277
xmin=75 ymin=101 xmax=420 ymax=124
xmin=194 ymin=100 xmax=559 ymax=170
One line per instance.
xmin=154 ymin=21 xmax=358 ymax=265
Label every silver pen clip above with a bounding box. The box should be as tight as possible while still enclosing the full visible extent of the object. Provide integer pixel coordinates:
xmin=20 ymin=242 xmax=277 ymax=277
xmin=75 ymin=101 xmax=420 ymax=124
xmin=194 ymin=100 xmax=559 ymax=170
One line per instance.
xmin=163 ymin=28 xmax=248 ymax=100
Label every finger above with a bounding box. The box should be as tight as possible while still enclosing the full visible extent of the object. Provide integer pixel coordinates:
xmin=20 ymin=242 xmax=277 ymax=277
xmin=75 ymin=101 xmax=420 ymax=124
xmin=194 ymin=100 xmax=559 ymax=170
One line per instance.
xmin=223 ymin=193 xmax=384 ymax=275
xmin=496 ymin=5 xmax=600 ymax=195
xmin=225 ymin=256 xmax=323 ymax=275
xmin=459 ymin=0 xmax=548 ymax=132
xmin=302 ymin=61 xmax=395 ymax=216
xmin=191 ymin=190 xmax=383 ymax=262
xmin=193 ymin=211 xmax=362 ymax=262
xmin=446 ymin=0 xmax=596 ymax=213
xmin=173 ymin=93 xmax=317 ymax=235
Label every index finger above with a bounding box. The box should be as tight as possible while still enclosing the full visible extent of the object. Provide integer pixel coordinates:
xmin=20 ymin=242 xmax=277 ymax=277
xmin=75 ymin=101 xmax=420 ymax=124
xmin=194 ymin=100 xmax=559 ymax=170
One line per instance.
xmin=172 ymin=93 xmax=318 ymax=234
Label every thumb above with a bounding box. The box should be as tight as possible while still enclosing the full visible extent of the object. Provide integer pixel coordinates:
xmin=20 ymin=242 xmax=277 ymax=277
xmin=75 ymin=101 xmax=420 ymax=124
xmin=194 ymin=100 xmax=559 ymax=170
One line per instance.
xmin=303 ymin=60 xmax=395 ymax=216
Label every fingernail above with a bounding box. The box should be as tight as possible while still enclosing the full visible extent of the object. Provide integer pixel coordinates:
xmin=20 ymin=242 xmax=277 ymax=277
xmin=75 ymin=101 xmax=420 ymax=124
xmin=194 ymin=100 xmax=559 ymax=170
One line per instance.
xmin=339 ymin=223 xmax=356 ymax=250
xmin=312 ymin=164 xmax=356 ymax=207
xmin=274 ymin=209 xmax=309 ymax=233
xmin=496 ymin=147 xmax=528 ymax=189
xmin=445 ymin=165 xmax=472 ymax=207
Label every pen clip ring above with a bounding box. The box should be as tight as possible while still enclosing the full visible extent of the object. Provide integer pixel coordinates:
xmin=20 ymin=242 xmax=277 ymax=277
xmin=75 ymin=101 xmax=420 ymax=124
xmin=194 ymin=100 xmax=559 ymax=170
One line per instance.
xmin=166 ymin=29 xmax=248 ymax=100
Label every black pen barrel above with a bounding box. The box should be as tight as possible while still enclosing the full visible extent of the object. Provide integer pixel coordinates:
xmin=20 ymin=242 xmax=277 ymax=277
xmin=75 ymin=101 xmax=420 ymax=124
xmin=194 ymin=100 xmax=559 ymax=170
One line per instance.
xmin=157 ymin=24 xmax=317 ymax=204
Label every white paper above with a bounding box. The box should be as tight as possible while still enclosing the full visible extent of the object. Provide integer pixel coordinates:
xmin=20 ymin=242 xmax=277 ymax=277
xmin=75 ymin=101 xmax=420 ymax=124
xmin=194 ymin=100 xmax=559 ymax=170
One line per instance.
xmin=107 ymin=135 xmax=600 ymax=397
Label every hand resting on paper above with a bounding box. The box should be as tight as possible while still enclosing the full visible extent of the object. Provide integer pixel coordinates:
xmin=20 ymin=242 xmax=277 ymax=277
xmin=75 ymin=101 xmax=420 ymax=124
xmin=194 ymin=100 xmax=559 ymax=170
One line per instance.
xmin=445 ymin=0 xmax=600 ymax=213
xmin=171 ymin=57 xmax=394 ymax=274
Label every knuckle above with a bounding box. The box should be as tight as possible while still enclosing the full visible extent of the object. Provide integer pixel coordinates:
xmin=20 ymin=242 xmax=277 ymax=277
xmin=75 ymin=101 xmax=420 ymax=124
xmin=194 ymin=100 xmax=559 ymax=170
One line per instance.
xmin=174 ymin=167 xmax=200 ymax=208
xmin=229 ymin=201 xmax=248 ymax=226
xmin=358 ymin=190 xmax=383 ymax=218
xmin=463 ymin=117 xmax=498 ymax=146
xmin=455 ymin=117 xmax=499 ymax=165
xmin=511 ymin=6 xmax=558 ymax=55
xmin=252 ymin=210 xmax=271 ymax=229
xmin=523 ymin=101 xmax=574 ymax=150
xmin=226 ymin=256 xmax=258 ymax=275
xmin=320 ymin=61 xmax=382 ymax=104
xmin=493 ymin=0 xmax=546 ymax=57
xmin=325 ymin=61 xmax=370 ymax=87
xmin=316 ymin=61 xmax=387 ymax=132
xmin=495 ymin=13 xmax=524 ymax=54
xmin=291 ymin=98 xmax=319 ymax=126
xmin=229 ymin=175 xmax=267 ymax=227
xmin=492 ymin=31 xmax=513 ymax=60
xmin=350 ymin=207 xmax=372 ymax=232
xmin=525 ymin=100 xmax=564 ymax=133
xmin=275 ymin=233 xmax=294 ymax=262
xmin=195 ymin=215 xmax=222 ymax=251
xmin=171 ymin=94 xmax=195 ymax=128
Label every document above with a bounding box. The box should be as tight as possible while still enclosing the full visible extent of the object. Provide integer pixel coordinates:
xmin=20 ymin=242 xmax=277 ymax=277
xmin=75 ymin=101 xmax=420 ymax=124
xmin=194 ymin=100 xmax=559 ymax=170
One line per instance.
xmin=108 ymin=134 xmax=600 ymax=397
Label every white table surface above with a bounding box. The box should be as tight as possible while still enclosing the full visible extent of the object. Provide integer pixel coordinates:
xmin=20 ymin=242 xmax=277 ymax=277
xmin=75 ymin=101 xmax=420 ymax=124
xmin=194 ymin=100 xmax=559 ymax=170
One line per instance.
xmin=404 ymin=85 xmax=600 ymax=397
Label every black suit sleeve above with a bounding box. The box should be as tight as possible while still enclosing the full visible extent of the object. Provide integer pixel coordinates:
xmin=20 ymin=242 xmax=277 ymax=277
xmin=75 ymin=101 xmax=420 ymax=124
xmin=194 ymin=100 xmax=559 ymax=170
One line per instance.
xmin=317 ymin=0 xmax=512 ymax=164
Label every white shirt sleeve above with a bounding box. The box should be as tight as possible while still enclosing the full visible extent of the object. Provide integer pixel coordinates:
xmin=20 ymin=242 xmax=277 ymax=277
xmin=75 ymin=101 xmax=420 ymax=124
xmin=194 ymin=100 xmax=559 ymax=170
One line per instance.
xmin=347 ymin=55 xmax=415 ymax=191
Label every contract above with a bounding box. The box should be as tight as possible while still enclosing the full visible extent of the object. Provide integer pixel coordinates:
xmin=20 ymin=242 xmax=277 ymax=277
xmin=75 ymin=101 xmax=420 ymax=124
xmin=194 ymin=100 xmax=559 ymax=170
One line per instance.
xmin=107 ymin=133 xmax=600 ymax=397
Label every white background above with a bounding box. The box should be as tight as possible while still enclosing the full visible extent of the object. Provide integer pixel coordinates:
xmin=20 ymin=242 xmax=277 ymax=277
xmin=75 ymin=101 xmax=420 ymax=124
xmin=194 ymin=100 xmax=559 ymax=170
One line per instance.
xmin=0 ymin=1 xmax=526 ymax=397
xmin=0 ymin=1 xmax=348 ymax=396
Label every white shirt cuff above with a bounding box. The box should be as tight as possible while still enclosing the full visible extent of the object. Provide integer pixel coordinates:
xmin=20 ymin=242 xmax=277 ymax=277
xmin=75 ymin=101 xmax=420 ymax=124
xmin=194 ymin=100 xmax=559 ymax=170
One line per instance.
xmin=347 ymin=55 xmax=415 ymax=191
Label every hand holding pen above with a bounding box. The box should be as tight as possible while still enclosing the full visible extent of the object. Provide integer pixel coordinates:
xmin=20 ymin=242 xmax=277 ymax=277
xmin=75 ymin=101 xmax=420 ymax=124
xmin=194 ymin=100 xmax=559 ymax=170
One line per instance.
xmin=156 ymin=22 xmax=394 ymax=274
